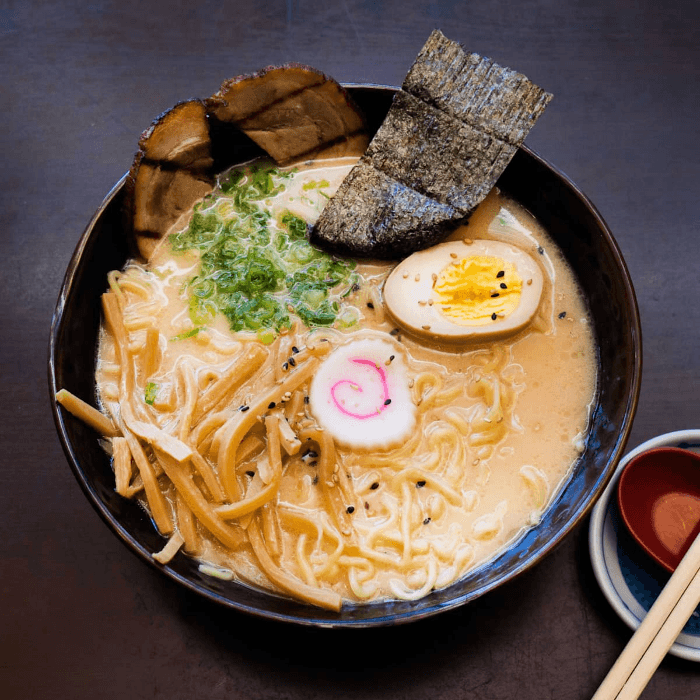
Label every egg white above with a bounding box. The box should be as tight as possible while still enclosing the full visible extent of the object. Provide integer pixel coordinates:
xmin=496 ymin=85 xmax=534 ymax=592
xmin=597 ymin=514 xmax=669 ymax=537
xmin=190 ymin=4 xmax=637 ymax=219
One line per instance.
xmin=383 ymin=239 xmax=544 ymax=343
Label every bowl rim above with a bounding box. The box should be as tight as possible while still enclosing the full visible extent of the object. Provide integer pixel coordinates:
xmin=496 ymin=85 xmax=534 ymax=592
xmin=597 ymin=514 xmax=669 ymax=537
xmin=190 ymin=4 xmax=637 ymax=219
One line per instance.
xmin=48 ymin=83 xmax=642 ymax=627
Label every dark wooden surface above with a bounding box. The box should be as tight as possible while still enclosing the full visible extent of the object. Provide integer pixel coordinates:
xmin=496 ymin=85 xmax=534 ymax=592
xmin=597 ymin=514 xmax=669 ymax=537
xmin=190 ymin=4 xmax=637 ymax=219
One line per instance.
xmin=2 ymin=1 xmax=699 ymax=697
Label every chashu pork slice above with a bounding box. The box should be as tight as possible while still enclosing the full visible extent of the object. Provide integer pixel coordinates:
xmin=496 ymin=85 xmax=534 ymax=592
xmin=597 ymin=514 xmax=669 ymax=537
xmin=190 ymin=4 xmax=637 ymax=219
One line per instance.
xmin=207 ymin=64 xmax=369 ymax=165
xmin=124 ymin=100 xmax=215 ymax=260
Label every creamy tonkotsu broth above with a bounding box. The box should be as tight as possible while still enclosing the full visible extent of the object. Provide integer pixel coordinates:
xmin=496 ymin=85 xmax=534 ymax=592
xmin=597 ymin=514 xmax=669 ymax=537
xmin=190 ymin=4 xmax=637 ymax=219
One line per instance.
xmin=96 ymin=157 xmax=597 ymax=608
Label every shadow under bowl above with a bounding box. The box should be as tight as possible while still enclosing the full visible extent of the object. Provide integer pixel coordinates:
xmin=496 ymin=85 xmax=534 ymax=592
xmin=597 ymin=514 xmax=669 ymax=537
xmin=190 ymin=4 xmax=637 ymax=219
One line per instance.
xmin=48 ymin=84 xmax=642 ymax=627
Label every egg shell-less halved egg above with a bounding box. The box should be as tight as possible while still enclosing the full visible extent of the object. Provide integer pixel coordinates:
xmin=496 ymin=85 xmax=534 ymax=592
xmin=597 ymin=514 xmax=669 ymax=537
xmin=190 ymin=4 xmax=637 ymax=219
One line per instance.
xmin=383 ymin=239 xmax=544 ymax=343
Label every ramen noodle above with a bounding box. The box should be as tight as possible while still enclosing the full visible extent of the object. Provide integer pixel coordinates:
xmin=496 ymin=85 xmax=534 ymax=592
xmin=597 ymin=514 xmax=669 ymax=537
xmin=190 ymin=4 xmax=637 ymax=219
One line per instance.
xmin=59 ymin=156 xmax=597 ymax=610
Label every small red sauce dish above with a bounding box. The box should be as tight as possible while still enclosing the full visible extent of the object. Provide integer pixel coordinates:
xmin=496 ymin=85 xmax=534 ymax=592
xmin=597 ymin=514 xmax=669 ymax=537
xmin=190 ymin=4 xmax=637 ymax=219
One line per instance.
xmin=618 ymin=447 xmax=700 ymax=573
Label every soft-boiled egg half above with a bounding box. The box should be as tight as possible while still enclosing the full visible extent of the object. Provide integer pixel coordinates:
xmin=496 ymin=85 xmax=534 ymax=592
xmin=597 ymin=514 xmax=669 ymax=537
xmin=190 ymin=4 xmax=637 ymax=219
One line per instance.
xmin=383 ymin=239 xmax=544 ymax=343
xmin=309 ymin=337 xmax=416 ymax=451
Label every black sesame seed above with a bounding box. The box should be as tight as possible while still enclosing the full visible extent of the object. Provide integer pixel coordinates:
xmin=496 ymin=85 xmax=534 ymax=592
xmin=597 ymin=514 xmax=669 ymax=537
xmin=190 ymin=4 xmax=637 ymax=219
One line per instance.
xmin=304 ymin=396 xmax=310 ymax=404
xmin=245 ymin=470 xmax=255 ymax=477
xmin=351 ymin=283 xmax=360 ymax=292
xmin=416 ymin=480 xmax=426 ymax=488
xmin=240 ymin=405 xmax=250 ymax=412
xmin=282 ymin=362 xmax=289 ymax=370
xmin=491 ymin=313 xmax=497 ymax=320
xmin=500 ymin=283 xmax=507 ymax=289
xmin=390 ymin=328 xmax=400 ymax=336
xmin=491 ymin=292 xmax=499 ymax=298
xmin=306 ymin=450 xmax=318 ymax=459
xmin=497 ymin=270 xmax=505 ymax=278
xmin=558 ymin=311 xmax=567 ymax=319
xmin=423 ymin=517 xmax=431 ymax=525
xmin=367 ymin=302 xmax=374 ymax=309
xmin=538 ymin=246 xmax=544 ymax=255
xmin=288 ymin=357 xmax=296 ymax=367
xmin=291 ymin=346 xmax=299 ymax=354
xmin=268 ymin=401 xmax=276 ymax=409
xmin=312 ymin=475 xmax=319 ymax=485
xmin=370 ymin=482 xmax=379 ymax=490
xmin=389 ymin=355 xmax=395 ymax=362
xmin=346 ymin=506 xmax=355 ymax=514
xmin=384 ymin=399 xmax=392 ymax=406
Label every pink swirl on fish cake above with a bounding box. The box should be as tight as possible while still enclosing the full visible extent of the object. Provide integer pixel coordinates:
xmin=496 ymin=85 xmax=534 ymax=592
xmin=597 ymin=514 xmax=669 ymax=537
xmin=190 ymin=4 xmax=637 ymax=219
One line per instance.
xmin=330 ymin=358 xmax=390 ymax=419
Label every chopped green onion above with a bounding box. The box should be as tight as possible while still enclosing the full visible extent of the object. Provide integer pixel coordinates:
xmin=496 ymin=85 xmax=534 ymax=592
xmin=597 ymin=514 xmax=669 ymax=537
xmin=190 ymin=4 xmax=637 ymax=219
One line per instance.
xmin=171 ymin=327 xmax=204 ymax=341
xmin=169 ymin=161 xmax=361 ymax=339
xmin=144 ymin=382 xmax=158 ymax=405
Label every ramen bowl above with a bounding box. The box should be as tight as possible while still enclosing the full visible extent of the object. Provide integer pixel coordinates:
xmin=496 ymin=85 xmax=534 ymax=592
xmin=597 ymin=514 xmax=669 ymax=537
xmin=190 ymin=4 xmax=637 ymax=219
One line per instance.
xmin=49 ymin=85 xmax=642 ymax=627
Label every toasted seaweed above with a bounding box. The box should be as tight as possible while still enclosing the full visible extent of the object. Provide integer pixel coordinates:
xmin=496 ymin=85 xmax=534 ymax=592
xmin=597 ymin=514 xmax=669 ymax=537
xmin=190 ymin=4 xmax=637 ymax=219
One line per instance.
xmin=312 ymin=30 xmax=552 ymax=259
xmin=402 ymin=31 xmax=553 ymax=146
xmin=309 ymin=158 xmax=462 ymax=258
xmin=366 ymin=90 xmax=517 ymax=213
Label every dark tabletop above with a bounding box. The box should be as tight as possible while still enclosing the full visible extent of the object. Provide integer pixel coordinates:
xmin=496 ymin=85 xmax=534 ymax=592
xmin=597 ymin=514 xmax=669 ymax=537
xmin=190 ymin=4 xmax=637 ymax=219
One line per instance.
xmin=2 ymin=1 xmax=699 ymax=698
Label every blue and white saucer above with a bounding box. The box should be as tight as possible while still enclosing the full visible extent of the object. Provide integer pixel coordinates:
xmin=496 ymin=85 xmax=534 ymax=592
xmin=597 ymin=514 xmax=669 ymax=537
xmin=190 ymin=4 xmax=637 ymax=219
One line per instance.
xmin=588 ymin=429 xmax=700 ymax=662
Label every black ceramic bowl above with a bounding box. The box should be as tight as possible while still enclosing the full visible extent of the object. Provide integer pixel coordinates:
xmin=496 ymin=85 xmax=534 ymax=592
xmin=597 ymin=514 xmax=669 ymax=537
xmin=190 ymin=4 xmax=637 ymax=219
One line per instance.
xmin=49 ymin=85 xmax=642 ymax=627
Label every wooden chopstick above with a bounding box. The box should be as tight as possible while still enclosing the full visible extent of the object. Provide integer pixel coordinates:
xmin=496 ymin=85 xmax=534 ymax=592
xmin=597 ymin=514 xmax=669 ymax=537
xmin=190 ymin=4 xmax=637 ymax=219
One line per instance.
xmin=592 ymin=530 xmax=700 ymax=700
xmin=615 ymin=567 xmax=700 ymax=699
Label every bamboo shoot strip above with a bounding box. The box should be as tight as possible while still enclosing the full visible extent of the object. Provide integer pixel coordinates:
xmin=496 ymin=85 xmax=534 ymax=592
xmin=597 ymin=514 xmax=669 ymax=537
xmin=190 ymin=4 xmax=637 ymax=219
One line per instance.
xmin=175 ymin=492 xmax=200 ymax=554
xmin=217 ymin=356 xmax=322 ymax=501
xmin=178 ymin=361 xmax=198 ymax=441
xmin=270 ymin=408 xmax=302 ymax=456
xmin=116 ymin=415 xmax=173 ymax=535
xmin=55 ymin=389 xmax=119 ymax=437
xmin=216 ymin=414 xmax=283 ymax=520
xmin=299 ymin=426 xmax=353 ymax=538
xmin=191 ymin=344 xmax=269 ymax=426
xmin=142 ymin=327 xmax=160 ymax=378
xmin=262 ymin=503 xmax=281 ymax=558
xmin=152 ymin=532 xmax=184 ymax=564
xmin=112 ymin=436 xmax=133 ymax=496
xmin=154 ymin=449 xmax=245 ymax=551
xmin=189 ymin=448 xmax=226 ymax=503
xmin=102 ymin=292 xmax=192 ymax=463
xmin=248 ymin=518 xmax=342 ymax=611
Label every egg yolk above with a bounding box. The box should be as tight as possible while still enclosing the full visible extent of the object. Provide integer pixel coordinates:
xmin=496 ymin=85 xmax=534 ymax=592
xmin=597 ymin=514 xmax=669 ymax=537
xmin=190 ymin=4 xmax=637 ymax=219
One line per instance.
xmin=433 ymin=256 xmax=523 ymax=325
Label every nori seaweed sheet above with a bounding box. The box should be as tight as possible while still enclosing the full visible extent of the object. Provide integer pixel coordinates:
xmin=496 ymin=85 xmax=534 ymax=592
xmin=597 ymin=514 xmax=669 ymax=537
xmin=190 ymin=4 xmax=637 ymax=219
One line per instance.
xmin=312 ymin=30 xmax=553 ymax=259
xmin=366 ymin=90 xmax=517 ymax=213
xmin=402 ymin=31 xmax=552 ymax=146
xmin=309 ymin=158 xmax=461 ymax=258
